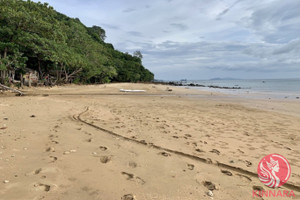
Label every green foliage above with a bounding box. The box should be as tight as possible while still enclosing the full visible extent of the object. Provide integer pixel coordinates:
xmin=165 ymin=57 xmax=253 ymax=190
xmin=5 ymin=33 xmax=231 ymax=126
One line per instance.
xmin=0 ymin=0 xmax=154 ymax=84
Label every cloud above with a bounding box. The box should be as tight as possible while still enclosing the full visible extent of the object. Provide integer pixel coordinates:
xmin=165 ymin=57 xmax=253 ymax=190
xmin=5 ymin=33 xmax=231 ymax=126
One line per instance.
xmin=244 ymin=0 xmax=300 ymax=44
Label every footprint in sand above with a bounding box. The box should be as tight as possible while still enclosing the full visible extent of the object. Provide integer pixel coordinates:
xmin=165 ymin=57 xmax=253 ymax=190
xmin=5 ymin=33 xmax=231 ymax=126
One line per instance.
xmin=135 ymin=176 xmax=146 ymax=185
xmin=100 ymin=156 xmax=111 ymax=164
xmin=220 ymin=169 xmax=232 ymax=176
xmin=203 ymin=181 xmax=217 ymax=191
xmin=206 ymin=158 xmax=213 ymax=164
xmin=99 ymin=146 xmax=108 ymax=151
xmin=51 ymin=140 xmax=59 ymax=144
xmin=49 ymin=156 xmax=57 ymax=163
xmin=122 ymin=194 xmax=136 ymax=200
xmin=187 ymin=164 xmax=194 ymax=170
xmin=140 ymin=140 xmax=147 ymax=145
xmin=244 ymin=160 xmax=252 ymax=167
xmin=45 ymin=147 xmax=55 ymax=152
xmin=237 ymin=149 xmax=244 ymax=154
xmin=195 ymin=148 xmax=205 ymax=153
xmin=121 ymin=172 xmax=145 ymax=185
xmin=210 ymin=149 xmax=220 ymax=155
xmin=122 ymin=172 xmax=134 ymax=180
xmin=159 ymin=152 xmax=171 ymax=157
xmin=86 ymin=138 xmax=93 ymax=143
xmin=33 ymin=183 xmax=51 ymax=192
xmin=129 ymin=161 xmax=137 ymax=168
xmin=34 ymin=168 xmax=42 ymax=175
xmin=252 ymin=185 xmax=264 ymax=191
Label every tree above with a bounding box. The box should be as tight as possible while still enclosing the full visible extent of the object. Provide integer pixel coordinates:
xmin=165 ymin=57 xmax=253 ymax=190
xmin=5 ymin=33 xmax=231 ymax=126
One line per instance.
xmin=87 ymin=26 xmax=106 ymax=42
xmin=133 ymin=50 xmax=143 ymax=59
xmin=0 ymin=0 xmax=154 ymax=85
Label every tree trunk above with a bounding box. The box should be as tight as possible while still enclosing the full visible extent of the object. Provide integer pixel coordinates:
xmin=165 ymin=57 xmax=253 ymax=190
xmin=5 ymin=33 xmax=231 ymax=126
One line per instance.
xmin=20 ymin=73 xmax=24 ymax=88
xmin=28 ymin=73 xmax=31 ymax=87
xmin=0 ymin=48 xmax=8 ymax=84
xmin=4 ymin=47 xmax=7 ymax=58
xmin=0 ymin=83 xmax=24 ymax=96
xmin=38 ymin=60 xmax=43 ymax=80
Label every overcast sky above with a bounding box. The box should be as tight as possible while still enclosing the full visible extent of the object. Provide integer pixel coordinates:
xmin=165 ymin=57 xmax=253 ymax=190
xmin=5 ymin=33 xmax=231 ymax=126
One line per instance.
xmin=33 ymin=0 xmax=300 ymax=80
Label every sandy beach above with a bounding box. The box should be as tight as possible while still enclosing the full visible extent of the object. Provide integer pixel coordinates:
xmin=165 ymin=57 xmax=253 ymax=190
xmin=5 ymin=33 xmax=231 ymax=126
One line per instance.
xmin=0 ymin=83 xmax=300 ymax=200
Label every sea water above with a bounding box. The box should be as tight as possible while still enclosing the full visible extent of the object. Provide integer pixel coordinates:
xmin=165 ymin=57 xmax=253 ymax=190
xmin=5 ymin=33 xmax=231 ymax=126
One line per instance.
xmin=187 ymin=79 xmax=300 ymax=100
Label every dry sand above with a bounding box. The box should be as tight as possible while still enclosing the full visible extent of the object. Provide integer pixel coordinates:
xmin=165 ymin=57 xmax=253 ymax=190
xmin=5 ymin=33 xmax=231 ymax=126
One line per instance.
xmin=0 ymin=83 xmax=300 ymax=200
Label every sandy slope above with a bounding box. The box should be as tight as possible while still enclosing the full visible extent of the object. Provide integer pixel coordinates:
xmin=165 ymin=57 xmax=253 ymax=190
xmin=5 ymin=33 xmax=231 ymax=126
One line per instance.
xmin=0 ymin=83 xmax=299 ymax=200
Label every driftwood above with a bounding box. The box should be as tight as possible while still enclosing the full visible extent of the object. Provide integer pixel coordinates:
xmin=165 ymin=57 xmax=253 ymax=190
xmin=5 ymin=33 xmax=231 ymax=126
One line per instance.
xmin=0 ymin=83 xmax=24 ymax=96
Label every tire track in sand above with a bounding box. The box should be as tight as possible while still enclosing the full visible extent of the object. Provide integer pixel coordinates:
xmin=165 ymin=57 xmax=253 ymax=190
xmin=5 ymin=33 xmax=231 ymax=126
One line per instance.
xmin=73 ymin=107 xmax=300 ymax=192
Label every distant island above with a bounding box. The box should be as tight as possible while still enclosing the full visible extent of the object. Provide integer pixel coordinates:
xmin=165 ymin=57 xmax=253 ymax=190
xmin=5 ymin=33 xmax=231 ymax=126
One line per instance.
xmin=209 ymin=77 xmax=239 ymax=80
xmin=0 ymin=0 xmax=154 ymax=87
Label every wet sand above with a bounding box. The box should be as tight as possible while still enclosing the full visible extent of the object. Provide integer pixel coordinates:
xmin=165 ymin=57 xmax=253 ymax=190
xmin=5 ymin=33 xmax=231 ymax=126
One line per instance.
xmin=0 ymin=83 xmax=300 ymax=200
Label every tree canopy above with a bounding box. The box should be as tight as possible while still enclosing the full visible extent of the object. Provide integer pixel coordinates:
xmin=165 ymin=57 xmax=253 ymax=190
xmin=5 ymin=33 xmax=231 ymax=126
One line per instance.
xmin=0 ymin=0 xmax=154 ymax=85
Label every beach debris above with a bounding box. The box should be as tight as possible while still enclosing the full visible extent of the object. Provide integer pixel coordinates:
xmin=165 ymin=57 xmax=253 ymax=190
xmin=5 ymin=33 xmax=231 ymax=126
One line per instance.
xmin=203 ymin=181 xmax=217 ymax=191
xmin=100 ymin=156 xmax=111 ymax=163
xmin=207 ymin=190 xmax=214 ymax=197
xmin=3 ymin=180 xmax=9 ymax=184
xmin=30 ymin=115 xmax=36 ymax=118
xmin=3 ymin=118 xmax=8 ymax=120
xmin=121 ymin=194 xmax=135 ymax=200
xmin=70 ymin=149 xmax=77 ymax=153
xmin=0 ymin=83 xmax=24 ymax=96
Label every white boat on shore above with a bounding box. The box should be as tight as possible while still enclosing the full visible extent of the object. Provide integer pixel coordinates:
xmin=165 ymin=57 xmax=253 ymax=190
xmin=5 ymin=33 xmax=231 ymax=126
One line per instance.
xmin=120 ymin=89 xmax=146 ymax=92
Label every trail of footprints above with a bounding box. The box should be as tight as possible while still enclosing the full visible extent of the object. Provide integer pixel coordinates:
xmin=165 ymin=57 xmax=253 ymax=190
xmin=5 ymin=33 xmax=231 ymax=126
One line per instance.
xmin=75 ymin=110 xmax=271 ymax=199
xmin=29 ymin=124 xmax=62 ymax=195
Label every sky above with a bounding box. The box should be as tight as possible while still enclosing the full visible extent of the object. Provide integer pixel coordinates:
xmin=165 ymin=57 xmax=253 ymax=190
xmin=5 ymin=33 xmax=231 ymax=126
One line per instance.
xmin=32 ymin=0 xmax=300 ymax=80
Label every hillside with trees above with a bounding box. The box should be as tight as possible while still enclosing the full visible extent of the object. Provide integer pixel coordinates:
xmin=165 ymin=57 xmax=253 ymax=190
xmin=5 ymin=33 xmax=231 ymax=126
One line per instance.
xmin=0 ymin=0 xmax=154 ymax=86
